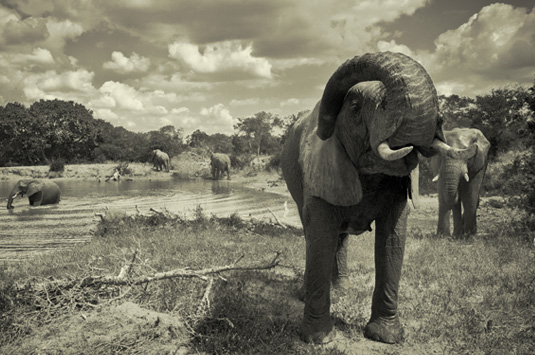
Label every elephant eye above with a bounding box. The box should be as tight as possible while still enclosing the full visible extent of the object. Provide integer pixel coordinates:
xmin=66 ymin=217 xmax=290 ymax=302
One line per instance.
xmin=350 ymin=102 xmax=361 ymax=112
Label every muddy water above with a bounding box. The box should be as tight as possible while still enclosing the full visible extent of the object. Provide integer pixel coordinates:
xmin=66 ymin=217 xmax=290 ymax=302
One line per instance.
xmin=0 ymin=178 xmax=300 ymax=262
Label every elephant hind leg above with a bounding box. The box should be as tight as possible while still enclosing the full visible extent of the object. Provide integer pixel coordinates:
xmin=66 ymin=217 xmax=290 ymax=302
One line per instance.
xmin=332 ymin=233 xmax=350 ymax=289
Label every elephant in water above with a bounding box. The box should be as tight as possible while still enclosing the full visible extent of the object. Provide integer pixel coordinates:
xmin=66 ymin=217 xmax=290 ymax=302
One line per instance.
xmin=7 ymin=180 xmax=61 ymax=209
xmin=280 ymin=52 xmax=476 ymax=344
xmin=152 ymin=149 xmax=170 ymax=172
xmin=210 ymin=153 xmax=231 ymax=180
xmin=430 ymin=128 xmax=490 ymax=237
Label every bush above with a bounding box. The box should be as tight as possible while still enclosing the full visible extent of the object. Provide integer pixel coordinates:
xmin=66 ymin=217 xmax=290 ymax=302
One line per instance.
xmin=49 ymin=158 xmax=65 ymax=173
xmin=266 ymin=152 xmax=281 ymax=172
xmin=229 ymin=154 xmax=252 ymax=170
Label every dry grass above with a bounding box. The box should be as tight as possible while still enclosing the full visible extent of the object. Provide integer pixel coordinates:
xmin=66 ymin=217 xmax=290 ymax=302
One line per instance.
xmin=1 ymin=200 xmax=534 ymax=354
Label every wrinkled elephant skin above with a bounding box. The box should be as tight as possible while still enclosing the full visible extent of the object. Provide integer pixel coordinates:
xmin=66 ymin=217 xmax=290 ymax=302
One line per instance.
xmin=7 ymin=179 xmax=61 ymax=210
xmin=430 ymin=128 xmax=490 ymax=237
xmin=280 ymin=52 xmax=475 ymax=345
xmin=210 ymin=153 xmax=231 ymax=180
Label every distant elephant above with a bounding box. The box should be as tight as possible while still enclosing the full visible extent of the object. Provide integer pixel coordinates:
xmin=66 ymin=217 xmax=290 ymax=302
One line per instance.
xmin=152 ymin=149 xmax=170 ymax=172
xmin=7 ymin=180 xmax=61 ymax=210
xmin=280 ymin=52 xmax=476 ymax=345
xmin=210 ymin=153 xmax=231 ymax=180
xmin=430 ymin=128 xmax=490 ymax=237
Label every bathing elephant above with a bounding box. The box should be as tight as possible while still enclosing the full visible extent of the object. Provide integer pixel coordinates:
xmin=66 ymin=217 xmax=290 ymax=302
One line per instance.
xmin=430 ymin=128 xmax=490 ymax=237
xmin=152 ymin=149 xmax=170 ymax=172
xmin=210 ymin=153 xmax=231 ymax=180
xmin=280 ymin=52 xmax=476 ymax=345
xmin=7 ymin=180 xmax=61 ymax=209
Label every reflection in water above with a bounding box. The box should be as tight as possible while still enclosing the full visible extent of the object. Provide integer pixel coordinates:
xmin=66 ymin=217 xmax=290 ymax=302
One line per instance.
xmin=0 ymin=178 xmax=298 ymax=261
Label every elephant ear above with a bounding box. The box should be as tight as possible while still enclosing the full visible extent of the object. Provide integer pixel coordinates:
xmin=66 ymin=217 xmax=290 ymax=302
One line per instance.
xmin=26 ymin=182 xmax=42 ymax=197
xmin=300 ymin=105 xmax=362 ymax=206
xmin=469 ymin=129 xmax=491 ymax=175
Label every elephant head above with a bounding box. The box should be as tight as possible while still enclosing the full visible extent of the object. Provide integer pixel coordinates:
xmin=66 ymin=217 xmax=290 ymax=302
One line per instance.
xmin=429 ymin=128 xmax=490 ymax=236
xmin=302 ymin=52 xmax=476 ymax=206
xmin=7 ymin=180 xmax=61 ymax=210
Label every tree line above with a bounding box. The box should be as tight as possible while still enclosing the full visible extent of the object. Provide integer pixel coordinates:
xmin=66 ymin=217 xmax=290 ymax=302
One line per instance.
xmin=1 ymin=82 xmax=534 ymax=169
xmin=0 ymin=99 xmax=306 ymax=167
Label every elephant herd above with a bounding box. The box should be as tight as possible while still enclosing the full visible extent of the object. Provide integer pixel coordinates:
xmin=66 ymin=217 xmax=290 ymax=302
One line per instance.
xmin=5 ymin=52 xmax=492 ymax=346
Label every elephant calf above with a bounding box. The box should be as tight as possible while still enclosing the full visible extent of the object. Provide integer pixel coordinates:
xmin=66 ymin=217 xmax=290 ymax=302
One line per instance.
xmin=7 ymin=179 xmax=61 ymax=209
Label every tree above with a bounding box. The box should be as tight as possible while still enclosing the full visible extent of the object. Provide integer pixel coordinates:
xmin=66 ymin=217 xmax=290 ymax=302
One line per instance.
xmin=147 ymin=125 xmax=184 ymax=158
xmin=234 ymin=111 xmax=281 ymax=156
xmin=466 ymin=86 xmax=533 ymax=158
xmin=438 ymin=95 xmax=475 ymax=130
xmin=28 ymin=99 xmax=101 ymax=163
xmin=0 ymin=102 xmax=48 ymax=166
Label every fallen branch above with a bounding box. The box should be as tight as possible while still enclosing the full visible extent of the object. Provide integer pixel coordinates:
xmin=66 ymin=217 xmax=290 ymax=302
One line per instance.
xmin=17 ymin=252 xmax=281 ymax=292
xmin=267 ymin=208 xmax=289 ymax=229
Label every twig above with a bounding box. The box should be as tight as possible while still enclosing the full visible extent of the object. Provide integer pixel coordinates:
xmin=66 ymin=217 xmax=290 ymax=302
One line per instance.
xmin=267 ymin=208 xmax=288 ymax=229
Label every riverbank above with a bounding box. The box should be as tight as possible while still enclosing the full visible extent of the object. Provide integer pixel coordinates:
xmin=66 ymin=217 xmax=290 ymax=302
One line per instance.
xmin=0 ymin=161 xmax=290 ymax=197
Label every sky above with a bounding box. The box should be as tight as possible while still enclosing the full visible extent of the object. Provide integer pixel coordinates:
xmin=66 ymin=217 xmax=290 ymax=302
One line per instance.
xmin=0 ymin=0 xmax=534 ymax=136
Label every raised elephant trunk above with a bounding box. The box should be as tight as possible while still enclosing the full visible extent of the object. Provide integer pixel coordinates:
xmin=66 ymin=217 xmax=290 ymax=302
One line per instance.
xmin=317 ymin=52 xmax=460 ymax=161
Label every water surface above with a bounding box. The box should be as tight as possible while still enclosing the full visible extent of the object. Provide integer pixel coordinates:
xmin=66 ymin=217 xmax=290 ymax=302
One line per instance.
xmin=0 ymin=178 xmax=299 ymax=261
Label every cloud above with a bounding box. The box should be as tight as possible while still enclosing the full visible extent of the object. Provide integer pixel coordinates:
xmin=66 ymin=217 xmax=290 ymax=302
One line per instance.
xmin=426 ymin=3 xmax=535 ymax=95
xmin=103 ymin=51 xmax=151 ymax=74
xmin=198 ymin=103 xmax=235 ymax=134
xmin=99 ymin=81 xmax=144 ymax=111
xmin=22 ymin=69 xmax=96 ymax=100
xmin=169 ymin=40 xmax=272 ymax=79
xmin=0 ymin=10 xmax=48 ymax=47
xmin=280 ymin=98 xmax=299 ymax=107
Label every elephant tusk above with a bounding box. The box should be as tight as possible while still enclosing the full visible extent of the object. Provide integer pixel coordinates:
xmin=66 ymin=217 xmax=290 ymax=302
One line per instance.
xmin=431 ymin=138 xmax=477 ymax=160
xmin=377 ymin=141 xmax=414 ymax=161
xmin=432 ymin=174 xmax=440 ymax=182
xmin=464 ymin=173 xmax=470 ymax=182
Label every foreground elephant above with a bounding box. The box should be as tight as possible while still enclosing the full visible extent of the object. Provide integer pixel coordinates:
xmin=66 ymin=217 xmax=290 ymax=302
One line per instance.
xmin=152 ymin=149 xmax=170 ymax=172
xmin=210 ymin=153 xmax=231 ymax=180
xmin=7 ymin=180 xmax=61 ymax=209
xmin=430 ymin=128 xmax=490 ymax=237
xmin=280 ymin=52 xmax=476 ymax=344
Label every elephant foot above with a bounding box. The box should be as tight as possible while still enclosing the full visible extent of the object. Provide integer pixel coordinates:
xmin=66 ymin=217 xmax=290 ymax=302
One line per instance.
xmin=364 ymin=316 xmax=404 ymax=344
xmin=299 ymin=318 xmax=336 ymax=344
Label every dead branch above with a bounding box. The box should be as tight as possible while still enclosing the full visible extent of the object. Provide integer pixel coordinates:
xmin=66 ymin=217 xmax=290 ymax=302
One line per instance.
xmin=267 ymin=208 xmax=288 ymax=229
xmin=17 ymin=252 xmax=281 ymax=292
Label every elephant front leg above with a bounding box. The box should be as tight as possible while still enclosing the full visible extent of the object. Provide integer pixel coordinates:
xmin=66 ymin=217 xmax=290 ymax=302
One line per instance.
xmin=300 ymin=198 xmax=340 ymax=344
xmin=452 ymin=199 xmax=463 ymax=237
xmin=364 ymin=201 xmax=408 ymax=344
xmin=437 ymin=202 xmax=451 ymax=236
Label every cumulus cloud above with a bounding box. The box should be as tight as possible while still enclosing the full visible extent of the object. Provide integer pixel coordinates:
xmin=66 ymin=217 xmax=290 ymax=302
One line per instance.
xmin=22 ymin=69 xmax=96 ymax=100
xmin=103 ymin=51 xmax=151 ymax=74
xmin=426 ymin=3 xmax=535 ymax=95
xmin=169 ymin=40 xmax=272 ymax=79
xmin=99 ymin=81 xmax=144 ymax=111
xmin=198 ymin=103 xmax=235 ymax=134
xmin=280 ymin=98 xmax=299 ymax=107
